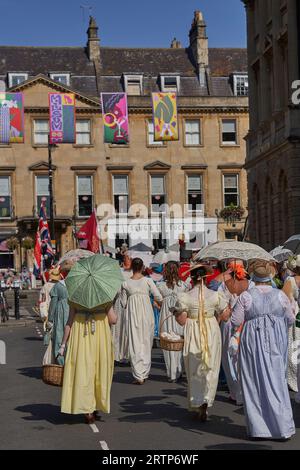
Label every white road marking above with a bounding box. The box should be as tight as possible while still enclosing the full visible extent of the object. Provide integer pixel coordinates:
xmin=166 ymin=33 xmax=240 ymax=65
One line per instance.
xmin=99 ymin=440 xmax=109 ymax=450
xmin=89 ymin=423 xmax=99 ymax=433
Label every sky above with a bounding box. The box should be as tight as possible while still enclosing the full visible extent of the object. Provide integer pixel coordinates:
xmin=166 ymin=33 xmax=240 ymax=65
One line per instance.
xmin=0 ymin=0 xmax=246 ymax=48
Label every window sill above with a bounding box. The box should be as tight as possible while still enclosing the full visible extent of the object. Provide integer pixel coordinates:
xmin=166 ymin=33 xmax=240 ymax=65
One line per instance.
xmin=146 ymin=144 xmax=166 ymax=148
xmin=183 ymin=144 xmax=203 ymax=148
xmin=220 ymin=144 xmax=240 ymax=148
xmin=32 ymin=144 xmax=48 ymax=148
xmin=73 ymin=144 xmax=94 ymax=148
xmin=108 ymin=143 xmax=130 ymax=148
xmin=0 ymin=145 xmax=12 ymax=148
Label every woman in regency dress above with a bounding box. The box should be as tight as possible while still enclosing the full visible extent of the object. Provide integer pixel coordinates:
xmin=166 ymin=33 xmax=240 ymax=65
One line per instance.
xmin=111 ymin=265 xmax=132 ymax=364
xmin=231 ymin=262 xmax=295 ymax=440
xmin=217 ymin=260 xmax=254 ymax=405
xmin=58 ymin=303 xmax=117 ymax=425
xmin=157 ymin=261 xmax=189 ymax=382
xmin=282 ymin=255 xmax=300 ymax=393
xmin=120 ymin=257 xmax=162 ymax=385
xmin=43 ymin=268 xmax=69 ymax=366
xmin=173 ymin=265 xmax=230 ymax=421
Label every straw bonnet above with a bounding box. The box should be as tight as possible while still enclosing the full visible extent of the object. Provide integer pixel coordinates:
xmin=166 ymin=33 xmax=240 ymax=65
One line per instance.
xmin=251 ymin=260 xmax=273 ymax=282
xmin=287 ymin=255 xmax=300 ymax=272
xmin=49 ymin=267 xmax=61 ymax=281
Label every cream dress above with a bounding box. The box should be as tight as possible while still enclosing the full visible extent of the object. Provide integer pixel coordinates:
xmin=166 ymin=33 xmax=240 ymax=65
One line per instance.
xmin=121 ymin=276 xmax=162 ymax=381
xmin=176 ymin=285 xmax=228 ymax=410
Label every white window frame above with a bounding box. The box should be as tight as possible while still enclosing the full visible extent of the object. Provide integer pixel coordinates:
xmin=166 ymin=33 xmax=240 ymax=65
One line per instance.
xmin=124 ymin=75 xmax=143 ymax=95
xmin=223 ymin=173 xmax=240 ymax=207
xmin=184 ymin=119 xmax=201 ymax=146
xmin=76 ymin=175 xmax=93 ymax=218
xmin=150 ymin=174 xmax=167 ymax=215
xmin=8 ymin=73 xmax=28 ymax=88
xmin=233 ymin=74 xmax=249 ymax=96
xmin=50 ymin=73 xmax=70 ymax=86
xmin=160 ymin=74 xmax=180 ymax=93
xmin=221 ymin=119 xmax=238 ymax=145
xmin=0 ymin=176 xmax=12 ymax=219
xmin=33 ymin=119 xmax=49 ymax=145
xmin=75 ymin=119 xmax=91 ymax=146
xmin=187 ymin=174 xmax=203 ymax=213
xmin=112 ymin=175 xmax=129 ymax=215
xmin=147 ymin=120 xmax=163 ymax=146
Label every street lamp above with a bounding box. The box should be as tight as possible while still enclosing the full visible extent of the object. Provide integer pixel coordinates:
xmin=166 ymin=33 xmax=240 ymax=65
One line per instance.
xmin=48 ymin=136 xmax=57 ymax=255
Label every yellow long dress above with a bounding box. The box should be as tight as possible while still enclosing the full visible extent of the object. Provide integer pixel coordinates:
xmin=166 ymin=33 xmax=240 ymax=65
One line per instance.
xmin=61 ymin=309 xmax=114 ymax=415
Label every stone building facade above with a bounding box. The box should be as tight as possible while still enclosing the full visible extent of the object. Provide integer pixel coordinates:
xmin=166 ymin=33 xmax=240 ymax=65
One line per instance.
xmin=0 ymin=11 xmax=248 ymax=269
xmin=242 ymin=0 xmax=300 ymax=250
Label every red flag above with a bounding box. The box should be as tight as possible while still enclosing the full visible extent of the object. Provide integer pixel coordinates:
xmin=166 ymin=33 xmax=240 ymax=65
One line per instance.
xmin=77 ymin=210 xmax=100 ymax=253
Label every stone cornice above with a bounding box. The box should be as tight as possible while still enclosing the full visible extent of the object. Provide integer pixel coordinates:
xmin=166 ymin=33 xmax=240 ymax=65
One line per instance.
xmin=106 ymin=165 xmax=134 ymax=171
xmin=28 ymin=161 xmax=57 ymax=171
xmin=70 ymin=165 xmax=98 ymax=171
xmin=144 ymin=161 xmax=171 ymax=171
xmin=181 ymin=164 xmax=208 ymax=170
xmin=217 ymin=163 xmax=244 ymax=169
xmin=0 ymin=166 xmax=16 ymax=171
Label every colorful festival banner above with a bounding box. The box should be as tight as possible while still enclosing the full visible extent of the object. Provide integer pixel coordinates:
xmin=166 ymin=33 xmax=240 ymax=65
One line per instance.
xmin=0 ymin=93 xmax=24 ymax=144
xmin=101 ymin=93 xmax=129 ymax=144
xmin=152 ymin=92 xmax=179 ymax=141
xmin=49 ymin=93 xmax=76 ymax=144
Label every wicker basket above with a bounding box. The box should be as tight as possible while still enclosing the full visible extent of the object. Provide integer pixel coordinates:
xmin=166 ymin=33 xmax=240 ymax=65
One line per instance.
xmin=159 ymin=315 xmax=184 ymax=352
xmin=42 ymin=364 xmax=64 ymax=387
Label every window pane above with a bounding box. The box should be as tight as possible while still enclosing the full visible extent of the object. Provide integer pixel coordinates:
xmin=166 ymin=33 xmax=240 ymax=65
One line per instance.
xmin=127 ymin=82 xmax=141 ymax=95
xmin=164 ymin=77 xmax=177 ymax=86
xmin=225 ymin=194 xmax=238 ymax=206
xmin=188 ymin=175 xmax=201 ymax=191
xmin=35 ymin=120 xmax=49 ymax=132
xmin=36 ymin=176 xmax=49 ymax=196
xmin=76 ymin=133 xmax=90 ymax=145
xmin=151 ymin=176 xmax=165 ymax=195
xmin=222 ymin=120 xmax=236 ymax=133
xmin=0 ymin=196 xmax=11 ymax=218
xmin=78 ymin=176 xmax=92 ymax=195
xmin=188 ymin=193 xmax=202 ymax=211
xmin=78 ymin=195 xmax=93 ymax=217
xmin=114 ymin=195 xmax=128 ymax=214
xmin=37 ymin=195 xmax=50 ymax=216
xmin=0 ymin=177 xmax=10 ymax=196
xmin=113 ymin=176 xmax=128 ymax=195
xmin=148 ymin=121 xmax=163 ymax=146
xmin=76 ymin=120 xmax=90 ymax=132
xmin=152 ymin=195 xmax=166 ymax=213
xmin=224 ymin=175 xmax=238 ymax=188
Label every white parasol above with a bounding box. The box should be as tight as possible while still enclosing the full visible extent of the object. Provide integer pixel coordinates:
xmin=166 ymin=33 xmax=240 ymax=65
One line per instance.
xmin=194 ymin=240 xmax=275 ymax=263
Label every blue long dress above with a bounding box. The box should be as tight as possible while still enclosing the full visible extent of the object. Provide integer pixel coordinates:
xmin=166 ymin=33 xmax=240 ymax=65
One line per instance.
xmin=232 ymin=286 xmax=295 ymax=439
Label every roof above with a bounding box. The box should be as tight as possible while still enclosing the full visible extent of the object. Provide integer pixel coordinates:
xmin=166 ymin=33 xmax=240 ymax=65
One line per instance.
xmin=0 ymin=45 xmax=247 ymax=98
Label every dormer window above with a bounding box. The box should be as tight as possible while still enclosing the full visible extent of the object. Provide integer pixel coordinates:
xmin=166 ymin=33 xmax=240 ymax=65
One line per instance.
xmin=8 ymin=73 xmax=28 ymax=88
xmin=233 ymin=74 xmax=249 ymax=96
xmin=50 ymin=73 xmax=70 ymax=86
xmin=123 ymin=75 xmax=143 ymax=96
xmin=160 ymin=74 xmax=180 ymax=92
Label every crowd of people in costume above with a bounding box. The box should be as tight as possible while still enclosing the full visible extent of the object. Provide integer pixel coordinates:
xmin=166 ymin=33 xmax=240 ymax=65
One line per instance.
xmin=40 ymin=249 xmax=300 ymax=441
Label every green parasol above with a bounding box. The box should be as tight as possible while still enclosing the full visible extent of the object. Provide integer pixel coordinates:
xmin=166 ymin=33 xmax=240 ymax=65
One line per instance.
xmin=65 ymin=254 xmax=123 ymax=311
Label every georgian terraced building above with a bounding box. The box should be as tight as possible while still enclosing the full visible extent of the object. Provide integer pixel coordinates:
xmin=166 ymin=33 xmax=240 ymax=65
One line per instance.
xmin=242 ymin=0 xmax=300 ymax=250
xmin=0 ymin=11 xmax=249 ymax=269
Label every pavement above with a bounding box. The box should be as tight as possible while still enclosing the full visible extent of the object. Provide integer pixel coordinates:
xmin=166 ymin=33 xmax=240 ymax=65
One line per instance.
xmin=1 ymin=324 xmax=300 ymax=450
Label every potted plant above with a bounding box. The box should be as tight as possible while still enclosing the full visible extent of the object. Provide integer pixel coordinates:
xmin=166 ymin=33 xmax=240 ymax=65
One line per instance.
xmin=21 ymin=236 xmax=34 ymax=250
xmin=6 ymin=236 xmax=19 ymax=251
xmin=219 ymin=204 xmax=245 ymax=224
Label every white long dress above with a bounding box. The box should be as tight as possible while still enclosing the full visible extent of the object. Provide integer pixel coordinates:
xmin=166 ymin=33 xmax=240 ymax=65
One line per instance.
xmin=176 ymin=286 xmax=228 ymax=410
xmin=121 ymin=276 xmax=162 ymax=381
xmin=111 ymin=269 xmax=132 ymax=362
xmin=157 ymin=280 xmax=189 ymax=381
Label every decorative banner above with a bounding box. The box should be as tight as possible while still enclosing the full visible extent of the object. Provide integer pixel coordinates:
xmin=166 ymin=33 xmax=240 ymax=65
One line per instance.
xmin=49 ymin=93 xmax=75 ymax=144
xmin=152 ymin=92 xmax=179 ymax=141
xmin=0 ymin=93 xmax=24 ymax=144
xmin=101 ymin=93 xmax=129 ymax=144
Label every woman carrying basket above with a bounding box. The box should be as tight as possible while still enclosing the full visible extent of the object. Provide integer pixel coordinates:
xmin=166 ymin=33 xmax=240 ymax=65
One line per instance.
xmin=157 ymin=261 xmax=189 ymax=383
xmin=173 ymin=265 xmax=229 ymax=421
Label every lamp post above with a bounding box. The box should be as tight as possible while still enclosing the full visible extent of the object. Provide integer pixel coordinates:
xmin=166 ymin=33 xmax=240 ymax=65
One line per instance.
xmin=48 ymin=136 xmax=57 ymax=256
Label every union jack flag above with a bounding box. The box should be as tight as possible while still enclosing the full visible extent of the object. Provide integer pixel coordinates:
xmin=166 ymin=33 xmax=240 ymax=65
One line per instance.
xmin=33 ymin=203 xmax=54 ymax=278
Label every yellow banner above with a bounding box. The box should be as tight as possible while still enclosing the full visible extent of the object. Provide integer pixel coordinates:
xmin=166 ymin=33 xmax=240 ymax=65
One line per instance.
xmin=152 ymin=92 xmax=179 ymax=141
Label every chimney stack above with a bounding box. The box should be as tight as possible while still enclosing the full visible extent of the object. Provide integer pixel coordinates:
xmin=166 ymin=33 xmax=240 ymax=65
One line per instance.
xmin=170 ymin=37 xmax=182 ymax=49
xmin=189 ymin=11 xmax=209 ymax=85
xmin=87 ymin=16 xmax=100 ymax=62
